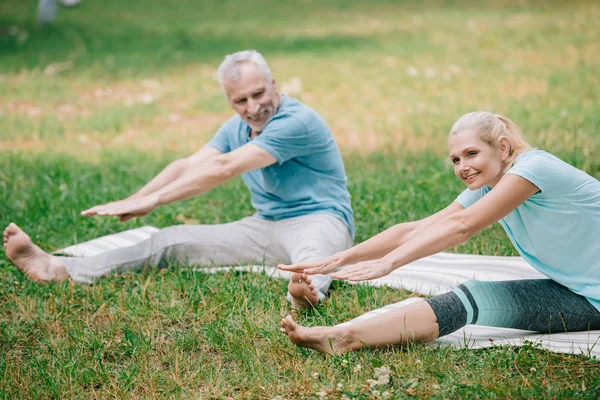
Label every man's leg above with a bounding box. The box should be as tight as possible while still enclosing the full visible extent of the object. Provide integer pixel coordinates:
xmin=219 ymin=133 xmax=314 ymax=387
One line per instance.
xmin=4 ymin=223 xmax=69 ymax=282
xmin=278 ymin=214 xmax=353 ymax=307
xmin=4 ymin=217 xmax=287 ymax=283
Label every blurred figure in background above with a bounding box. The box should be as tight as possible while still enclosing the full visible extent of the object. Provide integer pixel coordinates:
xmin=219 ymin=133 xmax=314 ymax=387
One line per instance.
xmin=38 ymin=0 xmax=81 ymax=24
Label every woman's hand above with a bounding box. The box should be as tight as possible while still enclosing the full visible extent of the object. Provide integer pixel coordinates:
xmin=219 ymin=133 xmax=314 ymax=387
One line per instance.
xmin=331 ymin=258 xmax=395 ymax=281
xmin=278 ymin=253 xmax=344 ymax=275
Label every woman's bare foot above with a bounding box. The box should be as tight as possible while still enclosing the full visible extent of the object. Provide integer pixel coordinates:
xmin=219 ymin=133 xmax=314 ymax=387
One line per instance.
xmin=280 ymin=315 xmax=361 ymax=354
xmin=288 ymin=273 xmax=320 ymax=309
xmin=3 ymin=223 xmax=69 ymax=282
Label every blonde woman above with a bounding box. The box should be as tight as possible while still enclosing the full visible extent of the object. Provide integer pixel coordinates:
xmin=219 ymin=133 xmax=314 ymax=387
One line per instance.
xmin=278 ymin=111 xmax=600 ymax=354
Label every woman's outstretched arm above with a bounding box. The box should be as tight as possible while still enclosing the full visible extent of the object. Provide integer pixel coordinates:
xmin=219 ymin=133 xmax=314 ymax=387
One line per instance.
xmin=333 ymin=174 xmax=539 ymax=281
xmin=278 ymin=202 xmax=464 ymax=275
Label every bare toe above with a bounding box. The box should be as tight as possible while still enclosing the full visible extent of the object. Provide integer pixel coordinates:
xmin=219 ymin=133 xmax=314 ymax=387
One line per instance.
xmin=281 ymin=316 xmax=343 ymax=355
xmin=6 ymin=222 xmax=19 ymax=235
xmin=281 ymin=315 xmax=300 ymax=337
xmin=4 ymin=225 xmax=67 ymax=282
xmin=288 ymin=273 xmax=320 ymax=308
xmin=302 ymin=273 xmax=312 ymax=284
xmin=284 ymin=315 xmax=297 ymax=329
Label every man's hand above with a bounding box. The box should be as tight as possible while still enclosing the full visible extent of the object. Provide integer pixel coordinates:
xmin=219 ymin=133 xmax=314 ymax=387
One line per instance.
xmin=81 ymin=193 xmax=159 ymax=221
xmin=331 ymin=258 xmax=395 ymax=282
xmin=278 ymin=253 xmax=344 ymax=275
xmin=116 ymin=212 xmax=149 ymax=223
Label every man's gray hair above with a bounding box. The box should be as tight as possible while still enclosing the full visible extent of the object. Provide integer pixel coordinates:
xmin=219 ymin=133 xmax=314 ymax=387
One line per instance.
xmin=217 ymin=50 xmax=273 ymax=93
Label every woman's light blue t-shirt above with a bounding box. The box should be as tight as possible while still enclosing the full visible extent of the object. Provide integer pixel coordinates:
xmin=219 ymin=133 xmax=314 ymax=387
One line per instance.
xmin=456 ymin=150 xmax=600 ymax=310
xmin=206 ymin=95 xmax=354 ymax=237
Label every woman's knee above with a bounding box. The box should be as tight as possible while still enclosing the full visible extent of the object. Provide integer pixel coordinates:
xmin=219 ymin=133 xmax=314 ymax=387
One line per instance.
xmin=426 ymin=290 xmax=470 ymax=337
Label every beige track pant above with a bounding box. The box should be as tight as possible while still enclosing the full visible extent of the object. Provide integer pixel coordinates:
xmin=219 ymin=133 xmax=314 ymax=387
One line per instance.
xmin=63 ymin=214 xmax=352 ymax=299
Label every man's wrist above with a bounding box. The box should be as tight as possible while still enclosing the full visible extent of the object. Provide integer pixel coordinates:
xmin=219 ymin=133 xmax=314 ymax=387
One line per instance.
xmin=152 ymin=192 xmax=164 ymax=207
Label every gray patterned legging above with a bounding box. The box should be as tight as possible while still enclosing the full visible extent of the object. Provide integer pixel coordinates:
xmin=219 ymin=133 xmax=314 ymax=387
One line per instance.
xmin=426 ymin=279 xmax=600 ymax=336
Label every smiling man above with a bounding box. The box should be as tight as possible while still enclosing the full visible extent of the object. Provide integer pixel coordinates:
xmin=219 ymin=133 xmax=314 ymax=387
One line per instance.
xmin=3 ymin=50 xmax=354 ymax=308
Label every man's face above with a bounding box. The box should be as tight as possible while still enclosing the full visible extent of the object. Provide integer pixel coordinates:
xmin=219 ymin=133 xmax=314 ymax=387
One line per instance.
xmin=223 ymin=62 xmax=280 ymax=133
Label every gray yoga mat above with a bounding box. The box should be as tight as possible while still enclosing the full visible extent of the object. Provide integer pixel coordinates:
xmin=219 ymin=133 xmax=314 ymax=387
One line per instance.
xmin=57 ymin=226 xmax=600 ymax=358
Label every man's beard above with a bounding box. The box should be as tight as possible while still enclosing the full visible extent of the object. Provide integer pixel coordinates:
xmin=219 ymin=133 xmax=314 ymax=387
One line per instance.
xmin=248 ymin=107 xmax=273 ymax=132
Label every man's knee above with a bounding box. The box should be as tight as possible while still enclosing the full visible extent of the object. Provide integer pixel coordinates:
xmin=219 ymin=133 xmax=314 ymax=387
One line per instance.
xmin=291 ymin=241 xmax=331 ymax=264
xmin=146 ymin=226 xmax=203 ymax=265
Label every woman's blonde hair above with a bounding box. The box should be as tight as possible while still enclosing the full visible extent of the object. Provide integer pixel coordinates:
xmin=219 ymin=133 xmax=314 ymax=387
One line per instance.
xmin=449 ymin=111 xmax=533 ymax=165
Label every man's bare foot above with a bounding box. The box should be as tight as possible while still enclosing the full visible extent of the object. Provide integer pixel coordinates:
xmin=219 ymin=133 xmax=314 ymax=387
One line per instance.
xmin=288 ymin=273 xmax=320 ymax=309
xmin=280 ymin=315 xmax=361 ymax=354
xmin=3 ymin=223 xmax=69 ymax=282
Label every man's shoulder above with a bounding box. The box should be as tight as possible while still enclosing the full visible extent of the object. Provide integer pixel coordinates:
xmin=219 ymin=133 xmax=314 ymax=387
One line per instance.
xmin=276 ymin=95 xmax=328 ymax=129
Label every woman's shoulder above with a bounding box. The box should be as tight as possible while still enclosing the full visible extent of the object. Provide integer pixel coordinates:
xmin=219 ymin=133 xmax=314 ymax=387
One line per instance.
xmin=511 ymin=149 xmax=570 ymax=174
xmin=515 ymin=149 xmax=555 ymax=163
xmin=509 ymin=149 xmax=598 ymax=196
xmin=513 ymin=149 xmax=593 ymax=176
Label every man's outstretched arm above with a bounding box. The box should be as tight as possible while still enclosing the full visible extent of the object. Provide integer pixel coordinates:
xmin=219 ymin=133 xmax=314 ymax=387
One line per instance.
xmin=155 ymin=144 xmax=276 ymax=205
xmin=129 ymin=146 xmax=223 ymax=199
xmin=82 ymin=144 xmax=276 ymax=218
xmin=81 ymin=146 xmax=222 ymax=221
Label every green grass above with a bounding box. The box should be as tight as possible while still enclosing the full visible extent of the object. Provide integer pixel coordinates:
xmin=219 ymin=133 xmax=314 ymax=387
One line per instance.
xmin=1 ymin=0 xmax=600 ymax=398
xmin=1 ymin=152 xmax=599 ymax=398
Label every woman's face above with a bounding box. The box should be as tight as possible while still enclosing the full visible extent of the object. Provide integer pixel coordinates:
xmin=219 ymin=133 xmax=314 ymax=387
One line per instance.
xmin=448 ymin=129 xmax=506 ymax=189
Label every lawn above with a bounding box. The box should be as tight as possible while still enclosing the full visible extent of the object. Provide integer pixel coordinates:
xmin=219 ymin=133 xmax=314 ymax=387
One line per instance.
xmin=1 ymin=0 xmax=599 ymax=398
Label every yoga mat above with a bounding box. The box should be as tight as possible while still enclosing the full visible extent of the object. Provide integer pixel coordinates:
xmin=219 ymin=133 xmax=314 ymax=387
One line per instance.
xmin=57 ymin=226 xmax=600 ymax=358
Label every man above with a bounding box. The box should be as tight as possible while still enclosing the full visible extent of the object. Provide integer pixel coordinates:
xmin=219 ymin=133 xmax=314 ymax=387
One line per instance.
xmin=3 ymin=50 xmax=354 ymax=308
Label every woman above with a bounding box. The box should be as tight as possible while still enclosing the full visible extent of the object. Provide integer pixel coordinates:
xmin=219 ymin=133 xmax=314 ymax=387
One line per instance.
xmin=278 ymin=111 xmax=600 ymax=354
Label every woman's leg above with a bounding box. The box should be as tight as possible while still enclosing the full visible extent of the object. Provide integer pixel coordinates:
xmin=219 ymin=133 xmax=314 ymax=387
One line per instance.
xmin=433 ymin=279 xmax=600 ymax=333
xmin=280 ymin=300 xmax=439 ymax=354
xmin=281 ymin=279 xmax=600 ymax=354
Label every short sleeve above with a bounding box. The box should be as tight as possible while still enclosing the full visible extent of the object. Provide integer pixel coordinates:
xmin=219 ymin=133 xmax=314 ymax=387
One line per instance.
xmin=505 ymin=151 xmax=560 ymax=195
xmin=205 ymin=119 xmax=234 ymax=154
xmin=455 ymin=188 xmax=485 ymax=208
xmin=251 ymin=116 xmax=318 ymax=165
